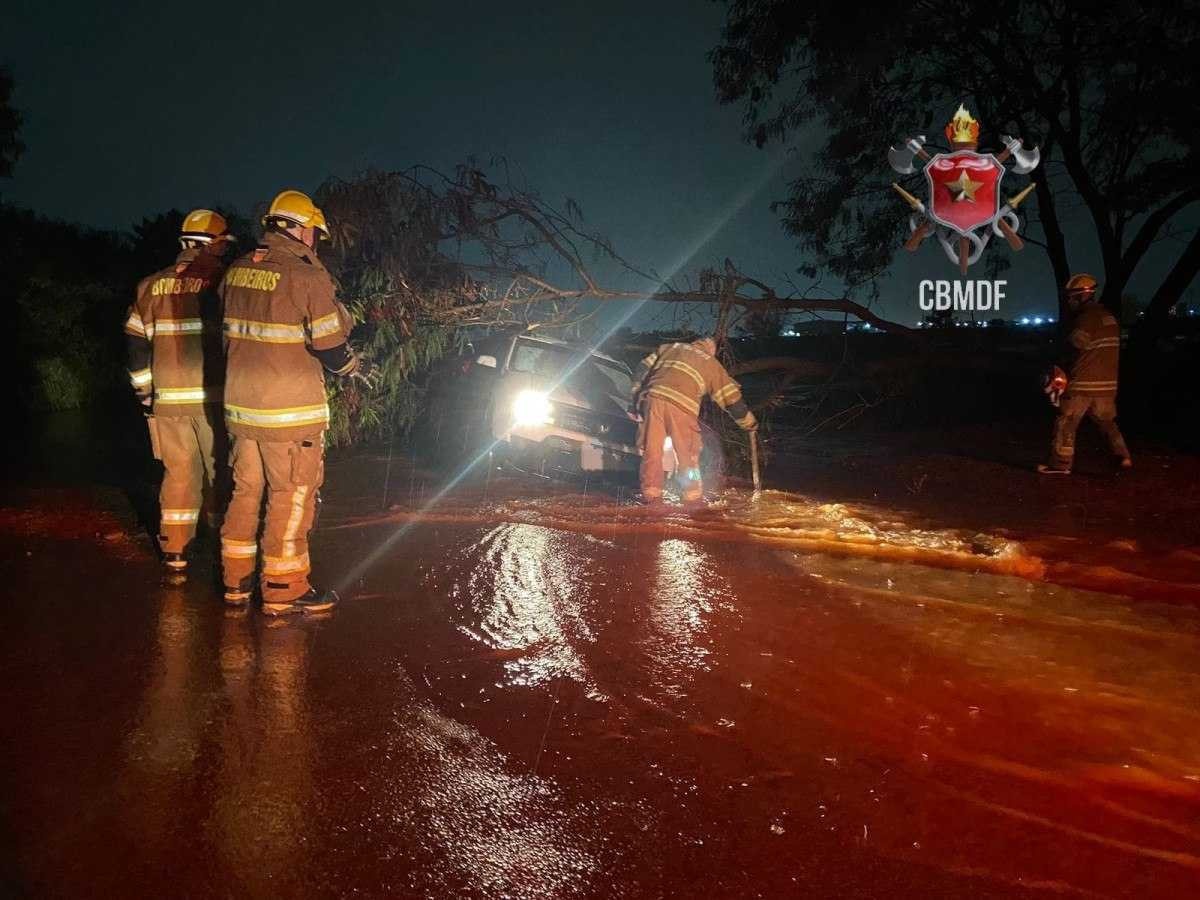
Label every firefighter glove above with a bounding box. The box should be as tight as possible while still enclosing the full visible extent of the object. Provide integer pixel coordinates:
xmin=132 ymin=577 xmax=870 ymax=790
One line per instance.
xmin=348 ymin=359 xmax=381 ymax=392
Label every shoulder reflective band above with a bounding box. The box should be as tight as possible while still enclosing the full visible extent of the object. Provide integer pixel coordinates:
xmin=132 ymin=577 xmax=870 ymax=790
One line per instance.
xmin=129 ymin=368 xmax=153 ymax=388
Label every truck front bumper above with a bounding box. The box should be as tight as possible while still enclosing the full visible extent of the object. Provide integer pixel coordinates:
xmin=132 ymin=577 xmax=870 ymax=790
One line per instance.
xmin=504 ymin=427 xmax=641 ymax=474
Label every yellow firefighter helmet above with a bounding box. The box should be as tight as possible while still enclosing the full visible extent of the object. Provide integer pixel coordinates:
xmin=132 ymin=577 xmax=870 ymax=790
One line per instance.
xmin=1064 ymin=273 xmax=1098 ymax=294
xmin=180 ymin=209 xmax=230 ymax=245
xmin=263 ymin=190 xmax=330 ymax=238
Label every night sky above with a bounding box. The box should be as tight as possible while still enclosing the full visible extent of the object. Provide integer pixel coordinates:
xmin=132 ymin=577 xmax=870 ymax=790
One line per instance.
xmin=3 ymin=0 xmax=1190 ymax=326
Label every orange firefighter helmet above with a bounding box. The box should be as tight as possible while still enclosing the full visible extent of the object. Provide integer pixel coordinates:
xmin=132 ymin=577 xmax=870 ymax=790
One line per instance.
xmin=1064 ymin=273 xmax=1098 ymax=294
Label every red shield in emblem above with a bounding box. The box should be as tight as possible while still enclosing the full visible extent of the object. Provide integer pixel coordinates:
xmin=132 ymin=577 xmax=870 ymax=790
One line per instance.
xmin=924 ymin=150 xmax=1004 ymax=236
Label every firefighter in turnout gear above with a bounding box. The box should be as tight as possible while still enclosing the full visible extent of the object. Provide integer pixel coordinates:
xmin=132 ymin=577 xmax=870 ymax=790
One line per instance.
xmin=125 ymin=209 xmax=233 ymax=580
xmin=219 ymin=190 xmax=375 ymax=614
xmin=1038 ymin=274 xmax=1132 ymax=475
xmin=632 ymin=336 xmax=757 ymax=504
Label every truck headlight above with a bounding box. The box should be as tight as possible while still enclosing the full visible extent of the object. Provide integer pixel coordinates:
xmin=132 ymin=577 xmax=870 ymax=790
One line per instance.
xmin=512 ymin=390 xmax=552 ymax=426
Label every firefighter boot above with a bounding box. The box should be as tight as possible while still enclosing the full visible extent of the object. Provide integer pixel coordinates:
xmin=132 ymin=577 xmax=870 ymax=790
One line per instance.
xmin=1037 ymin=463 xmax=1072 ymax=475
xmin=262 ymin=587 xmax=338 ymax=617
xmin=162 ymin=552 xmax=188 ymax=585
xmin=261 ymin=598 xmax=304 ymax=617
xmin=294 ymin=588 xmax=338 ymax=614
xmin=224 ymin=575 xmax=254 ymax=607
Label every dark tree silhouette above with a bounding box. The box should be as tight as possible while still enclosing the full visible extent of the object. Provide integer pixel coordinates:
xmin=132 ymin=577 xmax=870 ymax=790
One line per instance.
xmin=1 ymin=206 xmax=132 ymax=410
xmin=710 ymin=1 xmax=1200 ymax=325
xmin=129 ymin=210 xmax=186 ymax=275
xmin=0 ymin=66 xmax=23 ymax=178
xmin=3 ymin=203 xmax=252 ymax=412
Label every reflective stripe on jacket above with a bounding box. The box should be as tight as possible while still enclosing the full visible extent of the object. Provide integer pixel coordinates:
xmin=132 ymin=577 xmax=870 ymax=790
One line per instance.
xmin=633 ymin=341 xmax=756 ymax=430
xmin=220 ymin=232 xmax=352 ymax=442
xmin=1066 ymin=304 xmax=1120 ymax=397
xmin=125 ymin=248 xmax=227 ymax=417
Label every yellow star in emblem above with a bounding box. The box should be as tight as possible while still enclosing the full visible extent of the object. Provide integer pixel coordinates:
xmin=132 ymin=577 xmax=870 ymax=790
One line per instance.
xmin=946 ymin=169 xmax=984 ymax=202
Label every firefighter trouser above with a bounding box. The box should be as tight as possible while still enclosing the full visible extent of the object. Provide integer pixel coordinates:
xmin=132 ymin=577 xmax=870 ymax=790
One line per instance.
xmin=221 ymin=436 xmax=325 ymax=603
xmin=1051 ymin=393 xmax=1130 ymax=469
xmin=149 ymin=414 xmax=222 ymax=555
xmin=639 ymin=397 xmax=703 ymax=502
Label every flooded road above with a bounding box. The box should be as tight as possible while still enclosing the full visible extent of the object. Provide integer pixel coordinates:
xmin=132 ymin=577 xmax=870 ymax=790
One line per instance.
xmin=3 ymin=453 xmax=1200 ymax=898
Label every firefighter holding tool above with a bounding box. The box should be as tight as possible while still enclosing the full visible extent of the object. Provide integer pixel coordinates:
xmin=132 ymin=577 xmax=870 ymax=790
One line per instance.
xmin=632 ymin=336 xmax=756 ymax=505
xmin=219 ymin=190 xmax=376 ymax=614
xmin=1038 ymin=273 xmax=1132 ymax=475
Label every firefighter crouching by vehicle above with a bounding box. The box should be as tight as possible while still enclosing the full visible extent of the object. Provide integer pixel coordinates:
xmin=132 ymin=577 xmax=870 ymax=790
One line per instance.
xmin=1038 ymin=273 xmax=1132 ymax=475
xmin=125 ymin=209 xmax=233 ymax=581
xmin=632 ymin=336 xmax=757 ymax=504
xmin=219 ymin=190 xmax=376 ymax=614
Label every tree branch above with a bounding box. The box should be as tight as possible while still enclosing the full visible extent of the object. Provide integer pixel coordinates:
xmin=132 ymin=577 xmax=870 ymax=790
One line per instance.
xmin=1144 ymin=228 xmax=1200 ymax=324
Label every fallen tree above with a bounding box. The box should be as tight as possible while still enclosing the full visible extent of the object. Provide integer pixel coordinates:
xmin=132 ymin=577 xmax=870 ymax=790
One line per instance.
xmin=313 ymin=163 xmax=915 ymax=444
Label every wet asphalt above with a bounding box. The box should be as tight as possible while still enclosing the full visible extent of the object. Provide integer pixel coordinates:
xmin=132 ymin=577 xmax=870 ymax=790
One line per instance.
xmin=3 ymin=450 xmax=1200 ymax=898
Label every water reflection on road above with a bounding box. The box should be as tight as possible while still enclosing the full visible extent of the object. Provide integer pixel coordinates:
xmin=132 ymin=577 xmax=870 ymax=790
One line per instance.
xmin=5 ymin=477 xmax=1200 ymax=897
xmin=355 ymin=482 xmax=1200 ymax=895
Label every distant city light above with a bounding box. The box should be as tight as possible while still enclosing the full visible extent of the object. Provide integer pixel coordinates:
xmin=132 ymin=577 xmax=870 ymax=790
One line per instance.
xmin=1033 ymin=316 xmax=1043 ymax=325
xmin=1019 ymin=316 xmax=1031 ymax=325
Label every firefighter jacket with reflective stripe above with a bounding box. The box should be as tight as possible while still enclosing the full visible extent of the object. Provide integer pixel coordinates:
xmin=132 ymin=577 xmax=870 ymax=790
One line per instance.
xmin=220 ymin=232 xmax=354 ymax=443
xmin=1065 ymin=304 xmax=1120 ymax=397
xmin=125 ymin=248 xmax=227 ymax=417
xmin=633 ymin=341 xmax=757 ymax=430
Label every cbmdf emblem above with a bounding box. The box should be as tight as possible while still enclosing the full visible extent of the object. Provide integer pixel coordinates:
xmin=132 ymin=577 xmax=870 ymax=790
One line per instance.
xmin=888 ymin=105 xmax=1040 ymax=273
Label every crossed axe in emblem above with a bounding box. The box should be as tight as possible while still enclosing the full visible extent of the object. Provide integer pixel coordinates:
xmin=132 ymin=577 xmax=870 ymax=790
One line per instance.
xmin=888 ymin=132 xmax=1040 ymax=273
xmin=888 ymin=134 xmax=1040 ymax=176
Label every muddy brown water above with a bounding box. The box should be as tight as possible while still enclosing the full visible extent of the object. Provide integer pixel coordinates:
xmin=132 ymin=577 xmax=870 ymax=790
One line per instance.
xmin=3 ymin=453 xmax=1200 ymax=898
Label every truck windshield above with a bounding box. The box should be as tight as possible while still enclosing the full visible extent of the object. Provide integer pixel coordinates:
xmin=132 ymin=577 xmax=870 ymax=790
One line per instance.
xmin=509 ymin=340 xmax=633 ymax=397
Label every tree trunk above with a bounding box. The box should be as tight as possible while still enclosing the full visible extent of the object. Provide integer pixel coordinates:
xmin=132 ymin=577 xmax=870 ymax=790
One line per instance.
xmin=1144 ymin=229 xmax=1200 ymax=327
xmin=1101 ymin=261 xmax=1132 ymax=320
xmin=1031 ymin=174 xmax=1072 ymax=322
